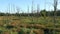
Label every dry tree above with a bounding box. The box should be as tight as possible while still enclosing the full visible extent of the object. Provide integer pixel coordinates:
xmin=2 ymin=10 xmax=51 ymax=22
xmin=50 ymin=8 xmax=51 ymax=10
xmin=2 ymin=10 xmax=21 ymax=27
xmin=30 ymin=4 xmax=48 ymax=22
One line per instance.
xmin=53 ymin=0 xmax=58 ymax=34
xmin=16 ymin=7 xmax=20 ymax=16
xmin=27 ymin=5 xmax=29 ymax=17
xmin=37 ymin=4 xmax=40 ymax=23
xmin=31 ymin=0 xmax=34 ymax=23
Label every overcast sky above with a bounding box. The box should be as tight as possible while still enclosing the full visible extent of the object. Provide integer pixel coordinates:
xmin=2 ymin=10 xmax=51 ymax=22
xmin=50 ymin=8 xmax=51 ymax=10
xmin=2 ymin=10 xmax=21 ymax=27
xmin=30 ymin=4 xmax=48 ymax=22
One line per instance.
xmin=0 ymin=0 xmax=60 ymax=13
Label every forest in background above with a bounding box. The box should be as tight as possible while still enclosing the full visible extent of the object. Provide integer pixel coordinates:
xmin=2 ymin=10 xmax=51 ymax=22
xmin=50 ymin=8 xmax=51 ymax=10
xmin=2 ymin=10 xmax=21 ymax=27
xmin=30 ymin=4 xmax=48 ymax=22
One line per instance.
xmin=0 ymin=9 xmax=60 ymax=16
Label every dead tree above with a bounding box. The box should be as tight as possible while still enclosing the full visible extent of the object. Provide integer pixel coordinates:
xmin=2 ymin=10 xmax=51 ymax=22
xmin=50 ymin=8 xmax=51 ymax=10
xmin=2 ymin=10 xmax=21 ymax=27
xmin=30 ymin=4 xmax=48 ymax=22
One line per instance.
xmin=37 ymin=4 xmax=40 ymax=23
xmin=31 ymin=0 xmax=34 ymax=23
xmin=54 ymin=0 xmax=58 ymax=23
xmin=16 ymin=7 xmax=20 ymax=16
xmin=27 ymin=5 xmax=29 ymax=17
xmin=53 ymin=0 xmax=58 ymax=34
xmin=43 ymin=0 xmax=47 ymax=25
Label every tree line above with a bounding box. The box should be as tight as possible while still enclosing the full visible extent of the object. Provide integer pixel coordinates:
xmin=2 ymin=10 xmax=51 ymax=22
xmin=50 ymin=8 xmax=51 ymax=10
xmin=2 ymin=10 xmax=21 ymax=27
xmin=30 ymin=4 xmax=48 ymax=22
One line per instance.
xmin=0 ymin=9 xmax=60 ymax=17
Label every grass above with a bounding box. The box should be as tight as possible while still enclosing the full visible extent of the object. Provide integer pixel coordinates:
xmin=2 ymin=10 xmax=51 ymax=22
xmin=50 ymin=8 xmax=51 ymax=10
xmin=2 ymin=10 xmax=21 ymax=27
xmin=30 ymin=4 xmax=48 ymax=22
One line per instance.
xmin=0 ymin=16 xmax=60 ymax=34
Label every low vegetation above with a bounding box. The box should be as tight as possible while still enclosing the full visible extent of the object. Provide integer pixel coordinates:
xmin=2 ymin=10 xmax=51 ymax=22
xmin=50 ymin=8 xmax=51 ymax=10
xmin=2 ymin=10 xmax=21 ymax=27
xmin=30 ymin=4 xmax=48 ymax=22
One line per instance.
xmin=0 ymin=16 xmax=59 ymax=34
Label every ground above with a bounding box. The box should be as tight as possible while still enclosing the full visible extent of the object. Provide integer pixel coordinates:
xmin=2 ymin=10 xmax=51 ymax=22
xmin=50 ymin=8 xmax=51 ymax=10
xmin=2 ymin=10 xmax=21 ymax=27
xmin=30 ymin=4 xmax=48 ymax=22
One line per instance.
xmin=0 ymin=16 xmax=60 ymax=34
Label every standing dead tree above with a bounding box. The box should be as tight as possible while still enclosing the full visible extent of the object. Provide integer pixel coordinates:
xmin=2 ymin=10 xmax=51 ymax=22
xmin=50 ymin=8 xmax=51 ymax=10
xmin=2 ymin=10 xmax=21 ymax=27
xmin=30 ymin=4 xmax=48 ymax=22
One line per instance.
xmin=27 ymin=5 xmax=29 ymax=17
xmin=31 ymin=0 xmax=34 ymax=23
xmin=54 ymin=0 xmax=58 ymax=23
xmin=37 ymin=4 xmax=40 ymax=23
xmin=16 ymin=7 xmax=20 ymax=16
xmin=53 ymin=0 xmax=58 ymax=34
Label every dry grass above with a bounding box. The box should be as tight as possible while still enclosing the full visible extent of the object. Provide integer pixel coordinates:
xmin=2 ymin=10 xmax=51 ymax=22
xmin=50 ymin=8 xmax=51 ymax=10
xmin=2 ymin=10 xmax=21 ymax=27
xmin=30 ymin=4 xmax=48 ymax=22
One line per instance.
xmin=0 ymin=16 xmax=60 ymax=34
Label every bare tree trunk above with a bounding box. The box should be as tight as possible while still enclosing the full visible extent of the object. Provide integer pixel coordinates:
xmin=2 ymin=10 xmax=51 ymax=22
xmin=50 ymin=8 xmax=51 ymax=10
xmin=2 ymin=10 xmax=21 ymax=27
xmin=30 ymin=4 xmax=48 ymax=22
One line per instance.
xmin=37 ymin=4 xmax=40 ymax=23
xmin=53 ymin=0 xmax=58 ymax=34
xmin=31 ymin=0 xmax=34 ymax=23
xmin=27 ymin=5 xmax=29 ymax=17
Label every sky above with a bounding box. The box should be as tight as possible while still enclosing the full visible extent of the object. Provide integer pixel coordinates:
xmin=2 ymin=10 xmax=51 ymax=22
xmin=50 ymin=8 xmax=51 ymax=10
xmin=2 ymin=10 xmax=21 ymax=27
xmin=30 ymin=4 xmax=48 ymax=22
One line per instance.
xmin=0 ymin=0 xmax=60 ymax=13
